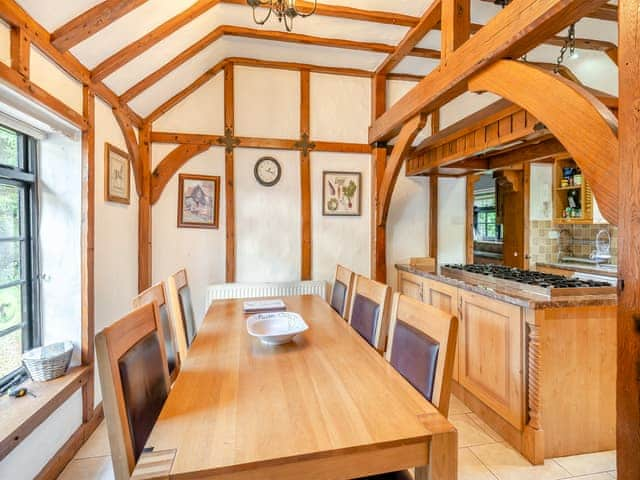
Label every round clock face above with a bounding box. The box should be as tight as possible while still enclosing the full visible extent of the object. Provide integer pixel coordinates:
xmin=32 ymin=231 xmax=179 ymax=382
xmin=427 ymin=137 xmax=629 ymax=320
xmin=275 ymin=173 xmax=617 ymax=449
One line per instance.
xmin=254 ymin=157 xmax=282 ymax=187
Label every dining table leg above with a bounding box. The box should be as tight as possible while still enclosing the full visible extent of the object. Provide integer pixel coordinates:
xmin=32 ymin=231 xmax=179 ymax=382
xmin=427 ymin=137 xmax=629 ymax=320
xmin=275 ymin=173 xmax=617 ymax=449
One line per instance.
xmin=416 ymin=429 xmax=458 ymax=480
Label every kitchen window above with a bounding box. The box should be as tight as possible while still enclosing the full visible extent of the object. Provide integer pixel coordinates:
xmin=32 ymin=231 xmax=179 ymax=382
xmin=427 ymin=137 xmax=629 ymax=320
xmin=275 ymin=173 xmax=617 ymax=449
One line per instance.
xmin=474 ymin=192 xmax=503 ymax=242
xmin=0 ymin=125 xmax=40 ymax=388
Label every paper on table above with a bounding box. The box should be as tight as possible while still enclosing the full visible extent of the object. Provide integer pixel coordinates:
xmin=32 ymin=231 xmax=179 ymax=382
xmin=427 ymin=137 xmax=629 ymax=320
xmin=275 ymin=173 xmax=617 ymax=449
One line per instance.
xmin=243 ymin=299 xmax=286 ymax=312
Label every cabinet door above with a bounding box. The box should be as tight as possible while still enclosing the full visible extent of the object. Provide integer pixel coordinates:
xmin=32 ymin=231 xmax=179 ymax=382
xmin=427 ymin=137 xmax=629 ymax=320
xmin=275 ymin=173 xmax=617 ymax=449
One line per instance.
xmin=398 ymin=271 xmax=423 ymax=301
xmin=459 ymin=290 xmax=524 ymax=429
xmin=423 ymin=280 xmax=460 ymax=381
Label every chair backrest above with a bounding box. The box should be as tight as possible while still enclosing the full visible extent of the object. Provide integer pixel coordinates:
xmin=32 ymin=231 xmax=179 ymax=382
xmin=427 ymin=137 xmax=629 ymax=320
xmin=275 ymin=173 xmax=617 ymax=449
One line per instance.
xmin=133 ymin=282 xmax=180 ymax=382
xmin=330 ymin=265 xmax=355 ymax=320
xmin=348 ymin=275 xmax=392 ymax=353
xmin=167 ymin=268 xmax=197 ymax=363
xmin=385 ymin=293 xmax=458 ymax=416
xmin=96 ymin=303 xmax=171 ymax=480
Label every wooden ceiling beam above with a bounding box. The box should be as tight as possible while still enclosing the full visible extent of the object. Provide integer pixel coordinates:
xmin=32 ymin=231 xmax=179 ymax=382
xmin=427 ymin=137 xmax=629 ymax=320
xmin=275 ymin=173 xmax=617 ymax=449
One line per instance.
xmin=0 ymin=0 xmax=142 ymax=127
xmin=119 ymin=25 xmax=439 ymax=103
xmin=376 ymin=0 xmax=442 ymax=75
xmin=92 ymin=0 xmax=223 ymax=82
xmin=369 ymin=0 xmax=610 ymax=144
xmin=220 ymin=0 xmax=419 ymax=27
xmin=51 ymin=0 xmax=149 ymax=52
xmin=441 ymin=0 xmax=471 ymax=60
xmin=479 ymin=0 xmax=617 ymax=21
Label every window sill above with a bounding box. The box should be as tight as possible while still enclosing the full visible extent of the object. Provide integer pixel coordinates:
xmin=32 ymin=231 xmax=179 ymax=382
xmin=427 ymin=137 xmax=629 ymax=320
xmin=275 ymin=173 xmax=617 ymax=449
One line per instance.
xmin=0 ymin=365 xmax=91 ymax=461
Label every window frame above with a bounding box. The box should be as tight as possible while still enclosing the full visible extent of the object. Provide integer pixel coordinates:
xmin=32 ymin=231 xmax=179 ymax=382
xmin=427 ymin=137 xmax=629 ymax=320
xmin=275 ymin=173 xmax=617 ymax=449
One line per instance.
xmin=474 ymin=190 xmax=503 ymax=242
xmin=0 ymin=126 xmax=40 ymax=389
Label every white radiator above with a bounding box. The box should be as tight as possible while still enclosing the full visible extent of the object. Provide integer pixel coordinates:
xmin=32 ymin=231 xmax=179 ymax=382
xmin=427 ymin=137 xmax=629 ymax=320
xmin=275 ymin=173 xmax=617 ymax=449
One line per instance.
xmin=207 ymin=281 xmax=327 ymax=308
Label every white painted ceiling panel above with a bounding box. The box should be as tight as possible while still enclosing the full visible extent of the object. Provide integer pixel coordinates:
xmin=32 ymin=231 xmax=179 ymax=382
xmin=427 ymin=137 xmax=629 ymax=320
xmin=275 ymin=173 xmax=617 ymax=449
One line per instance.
xmin=16 ymin=0 xmax=103 ymax=31
xmin=71 ymin=0 xmax=197 ymax=69
xmin=222 ymin=36 xmax=387 ymax=70
xmin=416 ymin=30 xmax=441 ymax=51
xmin=102 ymin=2 xmax=410 ymax=93
xmin=128 ymin=40 xmax=228 ymax=117
xmin=391 ymin=57 xmax=439 ymax=77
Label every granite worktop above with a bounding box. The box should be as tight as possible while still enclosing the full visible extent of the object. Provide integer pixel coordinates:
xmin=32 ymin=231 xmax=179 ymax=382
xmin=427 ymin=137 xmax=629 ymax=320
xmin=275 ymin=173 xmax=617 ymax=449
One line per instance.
xmin=535 ymin=261 xmax=618 ymax=278
xmin=396 ymin=264 xmax=618 ymax=310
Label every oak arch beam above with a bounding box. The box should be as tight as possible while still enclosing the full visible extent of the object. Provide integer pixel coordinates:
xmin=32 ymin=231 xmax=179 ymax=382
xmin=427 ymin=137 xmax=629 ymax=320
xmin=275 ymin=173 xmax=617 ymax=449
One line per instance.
xmin=468 ymin=60 xmax=618 ymax=224
xmin=151 ymin=144 xmax=211 ymax=205
xmin=376 ymin=113 xmax=428 ymax=226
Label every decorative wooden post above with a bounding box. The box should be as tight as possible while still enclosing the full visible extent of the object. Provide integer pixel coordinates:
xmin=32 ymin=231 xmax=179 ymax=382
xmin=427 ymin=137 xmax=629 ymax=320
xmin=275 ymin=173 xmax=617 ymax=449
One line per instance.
xmin=299 ymin=69 xmax=313 ymax=280
xmin=138 ymin=122 xmax=152 ymax=291
xmin=224 ymin=63 xmax=236 ymax=283
xmin=617 ymin=1 xmax=640 ymax=478
xmin=371 ymin=74 xmax=387 ymax=282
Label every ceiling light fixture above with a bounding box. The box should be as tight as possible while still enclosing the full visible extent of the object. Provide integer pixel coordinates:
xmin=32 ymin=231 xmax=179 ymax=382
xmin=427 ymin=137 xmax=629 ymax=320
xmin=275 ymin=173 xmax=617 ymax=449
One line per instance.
xmin=247 ymin=0 xmax=317 ymax=32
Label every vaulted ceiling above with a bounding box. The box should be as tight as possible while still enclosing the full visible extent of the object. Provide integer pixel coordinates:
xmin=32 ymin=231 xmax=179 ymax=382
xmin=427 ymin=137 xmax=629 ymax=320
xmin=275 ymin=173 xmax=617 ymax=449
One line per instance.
xmin=15 ymin=0 xmax=619 ymax=118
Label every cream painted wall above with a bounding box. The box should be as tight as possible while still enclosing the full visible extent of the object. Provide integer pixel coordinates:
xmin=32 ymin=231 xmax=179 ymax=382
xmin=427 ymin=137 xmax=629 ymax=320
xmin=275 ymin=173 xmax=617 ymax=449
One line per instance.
xmin=530 ymin=164 xmax=553 ymax=221
xmin=235 ymin=66 xmax=300 ymax=139
xmin=311 ymin=151 xmax=371 ymax=282
xmin=29 ymin=47 xmax=83 ymax=114
xmin=152 ymin=145 xmax=227 ymax=323
xmin=153 ymin=73 xmax=224 ymax=135
xmin=39 ymin=134 xmax=82 ymax=364
xmin=93 ymin=98 xmax=139 ymax=405
xmin=0 ymin=21 xmax=10 ymax=66
xmin=386 ymin=165 xmax=429 ymax=288
xmin=438 ymin=177 xmax=467 ymax=266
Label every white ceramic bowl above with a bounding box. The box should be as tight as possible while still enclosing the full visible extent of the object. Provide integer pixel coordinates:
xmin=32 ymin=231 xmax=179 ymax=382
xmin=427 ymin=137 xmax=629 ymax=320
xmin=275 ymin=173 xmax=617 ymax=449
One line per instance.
xmin=246 ymin=312 xmax=308 ymax=345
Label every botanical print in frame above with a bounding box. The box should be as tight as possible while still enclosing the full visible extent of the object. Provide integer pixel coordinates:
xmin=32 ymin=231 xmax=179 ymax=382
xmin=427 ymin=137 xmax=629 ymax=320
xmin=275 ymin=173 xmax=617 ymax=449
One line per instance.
xmin=104 ymin=143 xmax=130 ymax=204
xmin=323 ymin=171 xmax=362 ymax=216
xmin=177 ymin=174 xmax=220 ymax=229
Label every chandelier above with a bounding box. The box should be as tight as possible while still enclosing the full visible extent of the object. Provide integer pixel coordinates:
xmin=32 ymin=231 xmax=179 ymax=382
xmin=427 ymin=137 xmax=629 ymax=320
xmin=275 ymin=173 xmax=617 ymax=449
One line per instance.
xmin=247 ymin=0 xmax=318 ymax=32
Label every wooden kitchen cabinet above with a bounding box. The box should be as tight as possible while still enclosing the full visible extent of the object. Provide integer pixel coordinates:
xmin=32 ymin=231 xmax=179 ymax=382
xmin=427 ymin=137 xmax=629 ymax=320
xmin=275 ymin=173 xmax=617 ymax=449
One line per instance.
xmin=458 ymin=290 xmax=525 ymax=429
xmin=397 ymin=271 xmax=424 ymax=301
xmin=535 ymin=265 xmax=574 ymax=277
xmin=422 ymin=279 xmax=460 ymax=381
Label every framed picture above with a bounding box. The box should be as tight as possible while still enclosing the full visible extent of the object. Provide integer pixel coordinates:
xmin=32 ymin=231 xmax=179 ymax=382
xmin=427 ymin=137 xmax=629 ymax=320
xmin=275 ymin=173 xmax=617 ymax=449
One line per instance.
xmin=177 ymin=174 xmax=220 ymax=229
xmin=104 ymin=143 xmax=130 ymax=204
xmin=323 ymin=171 xmax=361 ymax=216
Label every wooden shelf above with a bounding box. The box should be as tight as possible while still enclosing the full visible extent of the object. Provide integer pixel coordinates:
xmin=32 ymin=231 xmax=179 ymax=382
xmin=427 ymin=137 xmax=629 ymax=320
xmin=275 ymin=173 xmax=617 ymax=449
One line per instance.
xmin=0 ymin=365 xmax=90 ymax=461
xmin=555 ymin=185 xmax=583 ymax=191
xmin=552 ymin=156 xmax=593 ymax=224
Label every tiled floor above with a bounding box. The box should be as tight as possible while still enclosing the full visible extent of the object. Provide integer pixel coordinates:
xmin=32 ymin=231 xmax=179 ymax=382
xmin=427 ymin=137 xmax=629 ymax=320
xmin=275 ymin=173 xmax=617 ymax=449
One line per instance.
xmin=58 ymin=395 xmax=617 ymax=480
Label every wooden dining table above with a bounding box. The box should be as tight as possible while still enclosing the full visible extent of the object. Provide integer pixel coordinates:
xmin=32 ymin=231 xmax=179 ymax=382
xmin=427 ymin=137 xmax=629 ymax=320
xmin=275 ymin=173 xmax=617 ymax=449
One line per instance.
xmin=131 ymin=294 xmax=457 ymax=480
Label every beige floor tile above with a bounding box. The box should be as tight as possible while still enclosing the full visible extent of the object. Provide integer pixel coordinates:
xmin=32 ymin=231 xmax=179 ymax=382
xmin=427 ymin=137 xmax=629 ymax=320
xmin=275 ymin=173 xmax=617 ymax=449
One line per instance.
xmin=554 ymin=450 xmax=617 ymax=476
xmin=459 ymin=447 xmax=499 ymax=480
xmin=466 ymin=412 xmax=505 ymax=442
xmin=470 ymin=442 xmax=571 ymax=480
xmin=607 ymin=470 xmax=617 ymax=478
xmin=75 ymin=421 xmax=111 ymax=459
xmin=450 ymin=414 xmax=497 ymax=448
xmin=570 ymin=474 xmax=616 ymax=480
xmin=450 ymin=394 xmax=472 ymax=415
xmin=58 ymin=456 xmax=114 ymax=480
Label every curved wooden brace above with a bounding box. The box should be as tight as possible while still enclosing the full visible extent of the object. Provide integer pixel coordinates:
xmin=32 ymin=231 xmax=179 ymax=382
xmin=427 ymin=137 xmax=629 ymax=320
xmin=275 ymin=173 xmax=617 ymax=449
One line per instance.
xmin=151 ymin=143 xmax=211 ymax=204
xmin=469 ymin=60 xmax=619 ymax=225
xmin=377 ymin=112 xmax=428 ymax=226
xmin=113 ymin=108 xmax=142 ymax=196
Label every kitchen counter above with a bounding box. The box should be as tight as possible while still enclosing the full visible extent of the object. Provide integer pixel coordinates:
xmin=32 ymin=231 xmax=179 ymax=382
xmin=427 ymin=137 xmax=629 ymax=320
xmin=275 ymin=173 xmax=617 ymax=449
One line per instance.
xmin=396 ymin=264 xmax=617 ymax=309
xmin=395 ymin=264 xmax=616 ymax=464
xmin=535 ymin=261 xmax=617 ymax=278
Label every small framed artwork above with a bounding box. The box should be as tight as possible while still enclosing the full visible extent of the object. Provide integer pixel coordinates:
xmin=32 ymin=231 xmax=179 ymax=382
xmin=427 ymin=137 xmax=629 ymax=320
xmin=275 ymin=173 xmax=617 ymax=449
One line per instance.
xmin=323 ymin=171 xmax=361 ymax=216
xmin=177 ymin=174 xmax=220 ymax=229
xmin=104 ymin=143 xmax=130 ymax=204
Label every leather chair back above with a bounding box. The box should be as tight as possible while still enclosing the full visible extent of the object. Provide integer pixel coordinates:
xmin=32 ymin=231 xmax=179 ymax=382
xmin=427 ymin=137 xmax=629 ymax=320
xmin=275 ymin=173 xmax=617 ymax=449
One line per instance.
xmin=168 ymin=268 xmax=197 ymax=363
xmin=348 ymin=276 xmax=391 ymax=353
xmin=133 ymin=282 xmax=180 ymax=381
xmin=386 ymin=293 xmax=458 ymax=416
xmin=96 ymin=303 xmax=171 ymax=480
xmin=330 ymin=265 xmax=355 ymax=320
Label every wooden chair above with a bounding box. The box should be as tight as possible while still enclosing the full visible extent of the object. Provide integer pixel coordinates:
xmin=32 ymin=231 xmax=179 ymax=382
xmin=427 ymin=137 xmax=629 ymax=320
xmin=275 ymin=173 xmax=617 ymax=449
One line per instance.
xmin=330 ymin=264 xmax=355 ymax=320
xmin=348 ymin=275 xmax=392 ymax=353
xmin=96 ymin=303 xmax=171 ymax=480
xmin=386 ymin=293 xmax=459 ymax=416
xmin=167 ymin=268 xmax=197 ymax=363
xmin=133 ymin=282 xmax=180 ymax=382
xmin=353 ymin=294 xmax=458 ymax=480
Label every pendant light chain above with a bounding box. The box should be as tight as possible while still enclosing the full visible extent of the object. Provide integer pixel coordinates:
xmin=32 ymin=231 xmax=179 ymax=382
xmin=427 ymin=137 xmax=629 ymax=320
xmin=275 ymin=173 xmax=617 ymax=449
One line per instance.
xmin=555 ymin=24 xmax=577 ymax=73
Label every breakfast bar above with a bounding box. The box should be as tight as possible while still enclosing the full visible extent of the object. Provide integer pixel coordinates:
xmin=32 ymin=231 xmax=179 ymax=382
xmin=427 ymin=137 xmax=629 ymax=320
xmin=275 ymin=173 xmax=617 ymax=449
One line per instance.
xmin=397 ymin=263 xmax=617 ymax=465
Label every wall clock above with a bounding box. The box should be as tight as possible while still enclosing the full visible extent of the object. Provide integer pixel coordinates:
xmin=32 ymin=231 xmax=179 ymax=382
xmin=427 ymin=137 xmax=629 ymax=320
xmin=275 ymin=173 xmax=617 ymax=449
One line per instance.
xmin=254 ymin=156 xmax=282 ymax=187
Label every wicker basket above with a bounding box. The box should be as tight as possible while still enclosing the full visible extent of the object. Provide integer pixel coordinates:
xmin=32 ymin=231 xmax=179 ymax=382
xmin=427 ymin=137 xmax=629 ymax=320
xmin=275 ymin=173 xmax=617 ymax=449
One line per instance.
xmin=22 ymin=341 xmax=74 ymax=382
